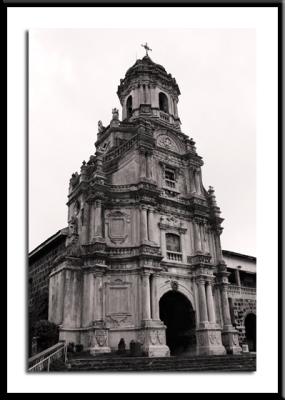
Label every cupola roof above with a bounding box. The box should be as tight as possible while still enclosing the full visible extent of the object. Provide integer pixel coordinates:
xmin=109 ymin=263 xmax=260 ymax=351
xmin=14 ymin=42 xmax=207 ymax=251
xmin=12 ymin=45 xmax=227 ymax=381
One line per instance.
xmin=117 ymin=55 xmax=180 ymax=98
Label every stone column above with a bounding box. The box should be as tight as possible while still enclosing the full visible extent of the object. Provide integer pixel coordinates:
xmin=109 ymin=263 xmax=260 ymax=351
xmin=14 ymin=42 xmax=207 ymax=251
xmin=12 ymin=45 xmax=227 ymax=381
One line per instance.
xmin=94 ymin=199 xmax=103 ymax=238
xmin=150 ymin=274 xmax=159 ymax=320
xmin=142 ymin=273 xmax=151 ymax=320
xmin=206 ymin=281 xmax=216 ymax=324
xmin=148 ymin=209 xmax=155 ymax=242
xmin=220 ymin=285 xmax=232 ymax=327
xmin=235 ymin=269 xmax=241 ymax=286
xmin=197 ymin=279 xmax=208 ymax=324
xmin=193 ymin=220 xmax=202 ymax=254
xmin=140 ymin=207 xmax=148 ymax=243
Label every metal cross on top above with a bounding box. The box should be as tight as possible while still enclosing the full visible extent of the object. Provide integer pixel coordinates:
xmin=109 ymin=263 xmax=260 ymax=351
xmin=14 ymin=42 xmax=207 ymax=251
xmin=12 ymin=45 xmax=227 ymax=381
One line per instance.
xmin=141 ymin=42 xmax=152 ymax=56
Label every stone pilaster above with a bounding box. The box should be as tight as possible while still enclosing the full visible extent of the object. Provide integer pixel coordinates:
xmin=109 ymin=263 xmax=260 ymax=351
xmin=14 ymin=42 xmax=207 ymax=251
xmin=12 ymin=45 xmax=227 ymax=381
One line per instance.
xmin=81 ymin=271 xmax=94 ymax=327
xmin=150 ymin=274 xmax=160 ymax=320
xmin=197 ymin=278 xmax=208 ymax=325
xmin=139 ymin=319 xmax=170 ymax=358
xmin=206 ymin=281 xmax=216 ymax=324
xmin=139 ymin=151 xmax=147 ymax=179
xmin=94 ymin=199 xmax=103 ymax=239
xmin=62 ymin=269 xmax=74 ymax=327
xmin=193 ymin=219 xmax=203 ymax=254
xmin=160 ymin=224 xmax=167 ymax=260
xmin=141 ymin=273 xmax=151 ymax=320
xmin=194 ymin=272 xmax=226 ymax=356
xmin=146 ymin=153 xmax=153 ymax=179
xmin=194 ymin=168 xmax=201 ymax=194
xmin=235 ymin=269 xmax=241 ymax=286
xmin=216 ymin=266 xmax=242 ymax=354
xmin=80 ymin=203 xmax=89 ymax=244
xmin=148 ymin=209 xmax=156 ymax=243
xmin=140 ymin=206 xmax=148 ymax=243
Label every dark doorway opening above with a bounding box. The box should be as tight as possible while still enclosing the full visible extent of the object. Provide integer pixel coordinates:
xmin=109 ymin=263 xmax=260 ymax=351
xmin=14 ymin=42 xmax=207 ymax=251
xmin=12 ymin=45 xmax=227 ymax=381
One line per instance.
xmin=159 ymin=291 xmax=196 ymax=355
xmin=245 ymin=313 xmax=256 ymax=352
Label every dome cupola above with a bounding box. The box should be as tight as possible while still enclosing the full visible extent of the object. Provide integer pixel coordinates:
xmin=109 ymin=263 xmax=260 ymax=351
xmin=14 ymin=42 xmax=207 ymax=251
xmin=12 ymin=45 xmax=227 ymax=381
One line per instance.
xmin=117 ymin=54 xmax=181 ymax=130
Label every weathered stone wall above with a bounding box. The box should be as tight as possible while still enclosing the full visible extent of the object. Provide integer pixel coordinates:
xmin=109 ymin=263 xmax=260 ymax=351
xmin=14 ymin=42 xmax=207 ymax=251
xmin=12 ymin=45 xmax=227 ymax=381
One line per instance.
xmin=29 ymin=237 xmax=66 ymax=320
xmin=229 ymin=297 xmax=256 ymax=345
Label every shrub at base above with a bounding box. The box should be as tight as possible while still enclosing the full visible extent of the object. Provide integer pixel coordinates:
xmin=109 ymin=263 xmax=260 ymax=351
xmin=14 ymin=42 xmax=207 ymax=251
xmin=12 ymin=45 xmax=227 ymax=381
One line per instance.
xmin=33 ymin=320 xmax=59 ymax=353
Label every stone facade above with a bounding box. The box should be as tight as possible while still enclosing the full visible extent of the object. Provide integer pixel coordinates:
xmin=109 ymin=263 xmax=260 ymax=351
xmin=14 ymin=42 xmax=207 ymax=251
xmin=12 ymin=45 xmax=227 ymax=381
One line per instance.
xmin=34 ymin=54 xmax=256 ymax=357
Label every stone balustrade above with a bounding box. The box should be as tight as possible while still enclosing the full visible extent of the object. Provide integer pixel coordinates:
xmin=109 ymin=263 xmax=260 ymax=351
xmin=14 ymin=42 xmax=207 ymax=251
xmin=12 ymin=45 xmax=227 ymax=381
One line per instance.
xmin=166 ymin=251 xmax=182 ymax=262
xmin=103 ymin=134 xmax=138 ymax=163
xmin=159 ymin=111 xmax=170 ymax=121
xmin=227 ymin=284 xmax=256 ymax=298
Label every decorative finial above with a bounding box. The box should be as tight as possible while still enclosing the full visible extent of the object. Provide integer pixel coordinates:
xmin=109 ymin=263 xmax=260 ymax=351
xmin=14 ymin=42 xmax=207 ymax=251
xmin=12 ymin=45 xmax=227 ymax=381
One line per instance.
xmin=141 ymin=42 xmax=152 ymax=56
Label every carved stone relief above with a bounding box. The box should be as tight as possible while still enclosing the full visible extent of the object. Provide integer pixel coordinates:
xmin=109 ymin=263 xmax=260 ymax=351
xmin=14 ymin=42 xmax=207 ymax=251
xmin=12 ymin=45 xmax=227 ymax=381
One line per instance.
xmin=105 ymin=210 xmax=131 ymax=244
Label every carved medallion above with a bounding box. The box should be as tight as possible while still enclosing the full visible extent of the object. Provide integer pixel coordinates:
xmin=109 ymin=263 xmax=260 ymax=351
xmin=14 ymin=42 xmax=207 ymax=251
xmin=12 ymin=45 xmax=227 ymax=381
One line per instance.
xmin=95 ymin=330 xmax=107 ymax=347
xmin=157 ymin=134 xmax=178 ymax=153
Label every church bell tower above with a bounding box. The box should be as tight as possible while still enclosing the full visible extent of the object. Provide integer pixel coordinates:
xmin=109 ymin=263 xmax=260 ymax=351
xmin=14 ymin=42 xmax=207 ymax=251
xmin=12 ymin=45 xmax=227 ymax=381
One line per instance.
xmin=48 ymin=47 xmax=242 ymax=357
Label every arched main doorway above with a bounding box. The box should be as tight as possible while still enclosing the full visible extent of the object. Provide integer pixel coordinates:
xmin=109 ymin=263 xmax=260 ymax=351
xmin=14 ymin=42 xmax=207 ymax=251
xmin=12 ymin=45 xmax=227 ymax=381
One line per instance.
xmin=159 ymin=291 xmax=196 ymax=355
xmin=245 ymin=313 xmax=256 ymax=352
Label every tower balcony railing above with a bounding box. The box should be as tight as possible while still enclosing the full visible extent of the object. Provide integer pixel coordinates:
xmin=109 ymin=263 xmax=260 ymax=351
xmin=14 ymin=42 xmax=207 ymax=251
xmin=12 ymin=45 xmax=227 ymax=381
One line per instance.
xmin=227 ymin=284 xmax=256 ymax=298
xmin=159 ymin=111 xmax=170 ymax=121
xmin=165 ymin=179 xmax=176 ymax=188
xmin=166 ymin=251 xmax=183 ymax=262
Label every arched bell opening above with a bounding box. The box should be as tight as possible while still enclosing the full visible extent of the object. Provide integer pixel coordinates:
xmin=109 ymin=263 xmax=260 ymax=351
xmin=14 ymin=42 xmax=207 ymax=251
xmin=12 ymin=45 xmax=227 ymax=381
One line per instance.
xmin=159 ymin=92 xmax=169 ymax=114
xmin=126 ymin=95 xmax=133 ymax=119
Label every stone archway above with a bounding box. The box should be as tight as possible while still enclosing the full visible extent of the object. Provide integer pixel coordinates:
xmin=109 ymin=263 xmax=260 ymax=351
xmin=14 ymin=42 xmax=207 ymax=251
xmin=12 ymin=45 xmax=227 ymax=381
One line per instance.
xmin=159 ymin=290 xmax=196 ymax=356
xmin=245 ymin=313 xmax=256 ymax=352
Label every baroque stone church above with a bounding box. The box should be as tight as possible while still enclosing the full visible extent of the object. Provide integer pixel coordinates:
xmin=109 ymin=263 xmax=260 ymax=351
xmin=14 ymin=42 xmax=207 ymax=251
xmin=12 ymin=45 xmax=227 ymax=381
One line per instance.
xmin=48 ymin=50 xmax=242 ymax=357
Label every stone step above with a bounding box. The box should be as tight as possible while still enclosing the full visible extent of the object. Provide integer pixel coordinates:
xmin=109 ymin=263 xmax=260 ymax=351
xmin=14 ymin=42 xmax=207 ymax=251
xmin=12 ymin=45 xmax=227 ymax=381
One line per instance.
xmin=65 ymin=354 xmax=256 ymax=372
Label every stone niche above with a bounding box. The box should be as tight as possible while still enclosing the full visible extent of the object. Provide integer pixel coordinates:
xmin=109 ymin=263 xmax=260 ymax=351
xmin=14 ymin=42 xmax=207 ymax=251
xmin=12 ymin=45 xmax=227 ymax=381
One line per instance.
xmin=105 ymin=278 xmax=133 ymax=328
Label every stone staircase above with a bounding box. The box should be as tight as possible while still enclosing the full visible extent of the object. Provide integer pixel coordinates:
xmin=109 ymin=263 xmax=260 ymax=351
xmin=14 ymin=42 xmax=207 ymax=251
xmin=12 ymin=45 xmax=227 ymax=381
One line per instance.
xmin=64 ymin=353 xmax=256 ymax=372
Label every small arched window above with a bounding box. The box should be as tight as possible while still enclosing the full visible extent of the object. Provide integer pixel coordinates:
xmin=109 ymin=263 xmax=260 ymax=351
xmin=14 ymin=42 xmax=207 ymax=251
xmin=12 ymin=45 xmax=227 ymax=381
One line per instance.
xmin=166 ymin=233 xmax=181 ymax=252
xmin=126 ymin=95 xmax=133 ymax=119
xmin=159 ymin=92 xmax=169 ymax=113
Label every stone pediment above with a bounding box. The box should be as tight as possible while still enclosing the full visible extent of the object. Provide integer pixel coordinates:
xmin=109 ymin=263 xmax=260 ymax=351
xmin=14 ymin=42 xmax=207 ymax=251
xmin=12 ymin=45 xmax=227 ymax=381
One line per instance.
xmin=154 ymin=129 xmax=184 ymax=155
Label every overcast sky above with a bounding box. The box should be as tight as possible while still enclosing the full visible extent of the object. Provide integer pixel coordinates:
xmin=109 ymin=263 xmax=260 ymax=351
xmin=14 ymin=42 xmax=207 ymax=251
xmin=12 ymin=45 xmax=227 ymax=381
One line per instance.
xmin=29 ymin=28 xmax=256 ymax=256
